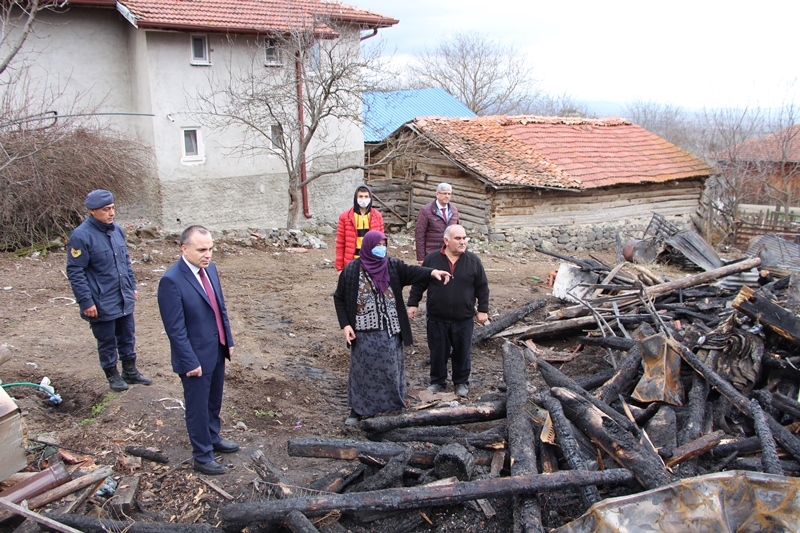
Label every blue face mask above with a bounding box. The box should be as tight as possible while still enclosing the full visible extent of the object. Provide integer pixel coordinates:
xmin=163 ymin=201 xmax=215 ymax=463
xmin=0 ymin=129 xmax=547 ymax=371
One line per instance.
xmin=372 ymin=245 xmax=387 ymax=258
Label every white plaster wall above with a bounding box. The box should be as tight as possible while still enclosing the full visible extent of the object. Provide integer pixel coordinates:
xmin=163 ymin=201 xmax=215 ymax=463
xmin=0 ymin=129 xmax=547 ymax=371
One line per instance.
xmin=1 ymin=8 xmax=160 ymax=220
xmin=146 ymin=30 xmax=365 ymax=231
xmin=4 ymin=7 xmax=367 ymax=231
xmin=14 ymin=9 xmax=135 ymax=123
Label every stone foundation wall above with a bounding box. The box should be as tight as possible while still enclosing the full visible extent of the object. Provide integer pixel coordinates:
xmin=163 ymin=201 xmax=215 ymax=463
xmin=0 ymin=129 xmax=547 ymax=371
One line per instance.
xmin=485 ymin=215 xmax=695 ymax=252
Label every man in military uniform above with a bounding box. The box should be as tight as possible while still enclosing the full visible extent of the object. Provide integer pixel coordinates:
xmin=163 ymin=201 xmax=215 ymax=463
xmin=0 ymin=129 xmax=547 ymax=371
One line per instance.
xmin=66 ymin=189 xmax=151 ymax=391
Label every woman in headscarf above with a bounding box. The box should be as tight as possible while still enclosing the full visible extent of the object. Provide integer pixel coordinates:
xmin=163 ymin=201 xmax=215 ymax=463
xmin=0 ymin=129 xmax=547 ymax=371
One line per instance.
xmin=333 ymin=230 xmax=450 ymax=425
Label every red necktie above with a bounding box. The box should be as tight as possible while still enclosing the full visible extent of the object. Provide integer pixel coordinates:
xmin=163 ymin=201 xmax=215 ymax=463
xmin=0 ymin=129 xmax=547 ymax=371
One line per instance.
xmin=199 ymin=268 xmax=226 ymax=345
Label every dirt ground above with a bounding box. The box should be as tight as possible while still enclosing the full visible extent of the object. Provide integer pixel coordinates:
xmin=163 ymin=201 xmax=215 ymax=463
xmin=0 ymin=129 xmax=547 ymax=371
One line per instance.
xmin=0 ymin=229 xmax=619 ymax=531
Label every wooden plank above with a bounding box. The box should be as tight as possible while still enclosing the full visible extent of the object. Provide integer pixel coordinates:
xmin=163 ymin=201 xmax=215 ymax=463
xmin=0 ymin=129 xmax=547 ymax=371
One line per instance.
xmin=495 ymin=188 xmax=702 ymax=210
xmin=733 ymin=286 xmax=800 ymax=345
xmin=0 ymin=500 xmax=83 ymax=533
xmin=108 ymin=475 xmax=140 ymax=517
xmin=494 ymin=210 xmax=698 ymax=228
xmin=665 ymin=430 xmax=725 ymax=467
xmin=496 ymin=199 xmax=701 ymax=218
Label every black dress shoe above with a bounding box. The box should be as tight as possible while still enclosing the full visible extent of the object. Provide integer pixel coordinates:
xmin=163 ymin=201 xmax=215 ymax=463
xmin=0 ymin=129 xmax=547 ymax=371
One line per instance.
xmin=193 ymin=460 xmax=226 ymax=475
xmin=213 ymin=439 xmax=240 ymax=453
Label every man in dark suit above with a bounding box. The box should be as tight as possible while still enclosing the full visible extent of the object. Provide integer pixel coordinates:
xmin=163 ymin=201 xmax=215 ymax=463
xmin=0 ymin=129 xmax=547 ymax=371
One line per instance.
xmin=157 ymin=225 xmax=238 ymax=475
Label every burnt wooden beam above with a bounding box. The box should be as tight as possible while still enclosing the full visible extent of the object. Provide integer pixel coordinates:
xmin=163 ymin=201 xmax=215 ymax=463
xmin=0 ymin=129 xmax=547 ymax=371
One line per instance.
xmin=631 ymin=402 xmax=662 ymax=427
xmin=124 ymin=446 xmax=169 ymax=464
xmin=733 ymin=285 xmax=800 ymax=346
xmin=434 ymin=443 xmax=475 ymax=481
xmin=283 ymin=510 xmax=321 ymax=533
xmin=655 ymin=305 xmax=718 ymax=324
xmin=750 ymin=399 xmax=783 ymax=476
xmin=706 ymin=436 xmax=761 ymax=459
xmin=550 ymin=387 xmax=673 ymax=490
xmin=350 ymin=449 xmax=413 ymax=492
xmin=524 ymin=339 xmax=582 ymax=363
xmin=577 ymin=336 xmax=636 ymax=351
xmin=519 ymin=316 xmax=598 ymax=340
xmin=593 ymin=344 xmax=642 ymax=406
xmin=762 ymin=354 xmax=800 ymax=380
xmin=218 ymin=469 xmax=635 ymax=530
xmin=729 ymin=457 xmax=800 ymax=476
xmin=575 ymin=368 xmax=617 ymax=391
xmin=472 ymin=299 xmax=546 ymax=344
xmin=673 ymin=340 xmax=800 ymax=463
xmin=502 ymin=341 xmax=543 ymax=532
xmin=532 ymin=356 xmax=638 ymax=435
xmin=371 ymin=425 xmax=505 ymax=450
xmin=770 ymin=391 xmax=800 ymax=420
xmin=541 ymin=393 xmax=601 ymax=507
xmin=664 ymin=430 xmax=725 ymax=468
xmin=287 ymin=437 xmax=498 ymax=468
xmin=359 ymin=400 xmax=506 ymax=434
xmin=677 ymin=372 xmax=710 ymax=477
xmin=308 ymin=463 xmax=366 ymax=494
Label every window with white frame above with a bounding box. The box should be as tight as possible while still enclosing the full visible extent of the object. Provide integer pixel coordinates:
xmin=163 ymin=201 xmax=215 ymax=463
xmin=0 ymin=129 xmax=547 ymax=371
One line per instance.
xmin=264 ymin=37 xmax=282 ymax=66
xmin=307 ymin=41 xmax=321 ymax=73
xmin=190 ymin=35 xmax=210 ymax=65
xmin=182 ymin=128 xmax=205 ymax=162
xmin=270 ymin=125 xmax=284 ymax=150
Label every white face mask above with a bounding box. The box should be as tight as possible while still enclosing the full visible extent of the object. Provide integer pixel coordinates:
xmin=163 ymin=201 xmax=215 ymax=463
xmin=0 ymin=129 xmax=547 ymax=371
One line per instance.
xmin=357 ymin=198 xmax=371 ymax=209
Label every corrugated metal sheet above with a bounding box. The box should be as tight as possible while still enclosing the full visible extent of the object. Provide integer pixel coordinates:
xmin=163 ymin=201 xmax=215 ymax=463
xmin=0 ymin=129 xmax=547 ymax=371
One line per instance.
xmin=745 ymin=233 xmax=800 ymax=270
xmin=362 ymin=88 xmax=476 ymax=143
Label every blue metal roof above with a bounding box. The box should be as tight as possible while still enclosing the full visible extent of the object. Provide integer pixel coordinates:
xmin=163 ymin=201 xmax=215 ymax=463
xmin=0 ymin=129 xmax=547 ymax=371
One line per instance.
xmin=362 ymin=87 xmax=477 ymax=143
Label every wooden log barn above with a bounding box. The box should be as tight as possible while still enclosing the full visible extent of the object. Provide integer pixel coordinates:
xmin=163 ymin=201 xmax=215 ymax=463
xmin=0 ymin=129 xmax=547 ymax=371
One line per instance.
xmin=366 ymin=116 xmax=715 ymax=251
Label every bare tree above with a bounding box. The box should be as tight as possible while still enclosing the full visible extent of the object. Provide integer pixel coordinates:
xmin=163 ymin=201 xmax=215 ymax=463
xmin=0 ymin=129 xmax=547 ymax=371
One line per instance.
xmin=755 ymin=102 xmax=800 ymax=214
xmin=408 ymin=31 xmax=541 ymax=116
xmin=193 ymin=21 xmax=398 ymax=229
xmin=702 ymin=106 xmax=763 ymax=206
xmin=622 ymin=99 xmax=699 ymax=150
xmin=0 ymin=0 xmax=47 ymax=76
xmin=525 ymin=92 xmax=590 ymax=118
xmin=0 ymin=2 xmax=153 ymax=249
xmin=695 ymin=105 xmax=764 ymax=242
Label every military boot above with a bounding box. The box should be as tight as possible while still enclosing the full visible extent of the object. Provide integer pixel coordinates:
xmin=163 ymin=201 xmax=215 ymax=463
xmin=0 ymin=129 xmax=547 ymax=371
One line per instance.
xmin=103 ymin=366 xmax=129 ymax=392
xmin=121 ymin=359 xmax=153 ymax=385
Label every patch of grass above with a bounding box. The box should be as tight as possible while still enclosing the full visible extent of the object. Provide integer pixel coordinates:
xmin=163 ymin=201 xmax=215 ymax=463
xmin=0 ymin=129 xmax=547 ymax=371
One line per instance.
xmin=254 ymin=409 xmax=278 ymax=418
xmin=80 ymin=392 xmax=117 ymax=426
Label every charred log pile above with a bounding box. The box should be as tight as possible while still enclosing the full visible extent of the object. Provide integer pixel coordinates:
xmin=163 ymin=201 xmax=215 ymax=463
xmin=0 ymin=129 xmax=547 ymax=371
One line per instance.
xmin=215 ymin=250 xmax=800 ymax=531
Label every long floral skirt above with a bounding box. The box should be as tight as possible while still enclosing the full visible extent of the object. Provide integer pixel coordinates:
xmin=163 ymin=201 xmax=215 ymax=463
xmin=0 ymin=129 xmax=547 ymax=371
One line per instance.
xmin=348 ymin=329 xmax=406 ymax=417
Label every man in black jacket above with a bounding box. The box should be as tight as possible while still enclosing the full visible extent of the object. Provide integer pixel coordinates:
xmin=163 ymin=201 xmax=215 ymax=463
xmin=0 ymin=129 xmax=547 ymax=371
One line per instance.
xmin=408 ymin=225 xmax=489 ymax=397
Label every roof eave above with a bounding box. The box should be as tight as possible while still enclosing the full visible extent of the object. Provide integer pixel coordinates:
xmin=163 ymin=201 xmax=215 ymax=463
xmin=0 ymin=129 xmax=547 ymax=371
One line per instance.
xmin=68 ymin=0 xmax=117 ymax=6
xmin=132 ymin=21 xmax=340 ymax=38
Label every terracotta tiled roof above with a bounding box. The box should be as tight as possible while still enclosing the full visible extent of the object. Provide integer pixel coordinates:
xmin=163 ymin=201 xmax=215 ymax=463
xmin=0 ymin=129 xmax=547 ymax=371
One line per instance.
xmin=89 ymin=0 xmax=397 ymax=34
xmin=408 ymin=116 xmax=713 ymax=190
xmin=717 ymin=125 xmax=800 ymax=163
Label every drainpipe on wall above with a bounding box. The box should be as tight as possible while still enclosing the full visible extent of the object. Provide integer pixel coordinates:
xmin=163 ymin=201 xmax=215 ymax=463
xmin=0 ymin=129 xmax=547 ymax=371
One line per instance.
xmin=296 ymin=51 xmax=311 ymax=219
xmin=296 ymin=29 xmax=380 ymax=218
xmin=360 ymin=29 xmax=378 ymax=41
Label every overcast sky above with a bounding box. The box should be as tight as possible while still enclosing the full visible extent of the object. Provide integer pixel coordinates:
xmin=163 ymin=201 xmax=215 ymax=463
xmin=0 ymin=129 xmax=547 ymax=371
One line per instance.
xmin=354 ymin=0 xmax=799 ymax=113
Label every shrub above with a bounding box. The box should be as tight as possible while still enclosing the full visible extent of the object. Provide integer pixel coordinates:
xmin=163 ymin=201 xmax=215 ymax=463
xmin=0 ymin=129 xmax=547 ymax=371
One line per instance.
xmin=0 ymin=126 xmax=152 ymax=250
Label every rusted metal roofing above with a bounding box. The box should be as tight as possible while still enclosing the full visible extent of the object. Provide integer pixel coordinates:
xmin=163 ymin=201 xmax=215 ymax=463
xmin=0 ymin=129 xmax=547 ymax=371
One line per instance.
xmin=407 ymin=115 xmax=714 ymax=190
xmin=720 ymin=125 xmax=800 ymax=163
xmin=72 ymin=0 xmax=398 ymax=34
